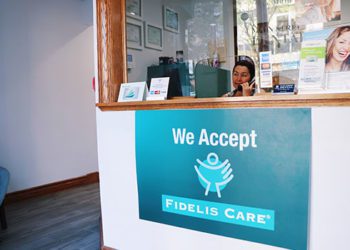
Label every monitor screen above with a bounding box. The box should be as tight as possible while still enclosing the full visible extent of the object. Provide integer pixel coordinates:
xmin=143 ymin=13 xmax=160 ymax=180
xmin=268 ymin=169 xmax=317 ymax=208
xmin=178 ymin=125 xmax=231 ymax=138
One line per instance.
xmin=166 ymin=68 xmax=182 ymax=98
xmin=147 ymin=66 xmax=183 ymax=98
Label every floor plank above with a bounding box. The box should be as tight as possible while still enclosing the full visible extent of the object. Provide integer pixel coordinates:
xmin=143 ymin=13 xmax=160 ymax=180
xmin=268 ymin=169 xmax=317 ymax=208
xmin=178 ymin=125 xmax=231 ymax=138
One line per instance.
xmin=0 ymin=183 xmax=101 ymax=250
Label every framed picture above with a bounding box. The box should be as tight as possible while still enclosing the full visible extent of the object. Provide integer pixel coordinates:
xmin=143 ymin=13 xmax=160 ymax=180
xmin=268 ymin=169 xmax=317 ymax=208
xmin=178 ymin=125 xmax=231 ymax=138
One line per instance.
xmin=163 ymin=6 xmax=179 ymax=33
xmin=126 ymin=0 xmax=142 ymax=20
xmin=127 ymin=18 xmax=143 ymax=50
xmin=144 ymin=22 xmax=163 ymax=51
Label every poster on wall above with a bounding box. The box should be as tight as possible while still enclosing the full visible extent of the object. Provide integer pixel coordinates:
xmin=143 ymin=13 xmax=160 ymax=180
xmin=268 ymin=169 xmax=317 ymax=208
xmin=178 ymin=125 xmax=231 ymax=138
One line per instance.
xmin=295 ymin=0 xmax=341 ymax=28
xmin=135 ymin=108 xmax=311 ymax=250
xmin=300 ymin=25 xmax=350 ymax=93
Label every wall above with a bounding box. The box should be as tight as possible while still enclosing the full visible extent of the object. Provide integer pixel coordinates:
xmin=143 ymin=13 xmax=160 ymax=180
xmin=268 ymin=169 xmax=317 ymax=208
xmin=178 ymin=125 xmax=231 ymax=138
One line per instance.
xmin=96 ymin=108 xmax=350 ymax=250
xmin=0 ymin=0 xmax=98 ymax=192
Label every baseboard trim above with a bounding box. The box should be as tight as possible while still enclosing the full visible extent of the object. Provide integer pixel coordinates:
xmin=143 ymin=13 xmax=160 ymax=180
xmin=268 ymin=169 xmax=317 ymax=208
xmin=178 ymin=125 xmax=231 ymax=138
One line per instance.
xmin=5 ymin=172 xmax=99 ymax=204
xmin=102 ymin=246 xmax=116 ymax=250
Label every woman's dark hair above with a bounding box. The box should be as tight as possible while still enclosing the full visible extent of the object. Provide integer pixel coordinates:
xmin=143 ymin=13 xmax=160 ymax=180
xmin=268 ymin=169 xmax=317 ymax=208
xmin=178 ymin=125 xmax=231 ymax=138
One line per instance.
xmin=233 ymin=59 xmax=255 ymax=81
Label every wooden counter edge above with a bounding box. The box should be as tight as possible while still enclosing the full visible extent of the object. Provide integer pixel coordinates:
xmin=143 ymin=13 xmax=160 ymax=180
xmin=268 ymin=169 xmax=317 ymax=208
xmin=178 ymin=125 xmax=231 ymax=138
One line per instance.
xmin=96 ymin=93 xmax=350 ymax=111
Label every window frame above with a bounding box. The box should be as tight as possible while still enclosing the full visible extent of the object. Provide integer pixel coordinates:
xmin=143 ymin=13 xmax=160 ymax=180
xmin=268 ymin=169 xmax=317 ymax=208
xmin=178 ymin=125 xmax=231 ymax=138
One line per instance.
xmin=96 ymin=0 xmax=350 ymax=110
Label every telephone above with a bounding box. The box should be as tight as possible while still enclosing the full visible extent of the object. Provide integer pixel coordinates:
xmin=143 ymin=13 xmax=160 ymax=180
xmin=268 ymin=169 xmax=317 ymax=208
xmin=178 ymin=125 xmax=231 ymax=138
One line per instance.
xmin=237 ymin=77 xmax=255 ymax=92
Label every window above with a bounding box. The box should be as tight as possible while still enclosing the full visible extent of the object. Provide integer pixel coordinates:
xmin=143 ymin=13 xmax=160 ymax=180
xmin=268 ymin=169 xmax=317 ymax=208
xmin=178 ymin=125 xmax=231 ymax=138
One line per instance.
xmin=96 ymin=0 xmax=350 ymax=106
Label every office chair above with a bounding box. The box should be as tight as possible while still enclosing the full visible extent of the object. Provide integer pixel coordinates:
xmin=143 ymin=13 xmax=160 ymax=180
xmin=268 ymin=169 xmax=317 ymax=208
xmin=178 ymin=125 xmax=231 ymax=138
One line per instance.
xmin=0 ymin=166 xmax=9 ymax=229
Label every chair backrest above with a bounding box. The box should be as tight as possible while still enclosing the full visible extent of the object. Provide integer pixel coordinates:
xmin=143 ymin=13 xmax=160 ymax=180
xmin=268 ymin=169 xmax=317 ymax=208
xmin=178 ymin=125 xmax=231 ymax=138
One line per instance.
xmin=0 ymin=167 xmax=10 ymax=203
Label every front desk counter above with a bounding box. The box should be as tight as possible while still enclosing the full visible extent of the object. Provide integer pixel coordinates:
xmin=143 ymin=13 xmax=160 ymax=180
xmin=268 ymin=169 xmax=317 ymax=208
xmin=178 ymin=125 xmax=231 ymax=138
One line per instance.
xmin=96 ymin=94 xmax=350 ymax=250
xmin=97 ymin=93 xmax=350 ymax=111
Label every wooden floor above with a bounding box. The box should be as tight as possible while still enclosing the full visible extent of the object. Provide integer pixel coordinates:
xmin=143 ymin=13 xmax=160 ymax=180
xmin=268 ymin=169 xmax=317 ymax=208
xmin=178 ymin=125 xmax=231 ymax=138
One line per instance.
xmin=0 ymin=183 xmax=101 ymax=250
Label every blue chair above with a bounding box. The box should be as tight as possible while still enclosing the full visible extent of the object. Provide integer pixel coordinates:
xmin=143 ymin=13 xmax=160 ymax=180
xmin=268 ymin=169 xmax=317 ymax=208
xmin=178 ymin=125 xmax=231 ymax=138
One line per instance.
xmin=0 ymin=166 xmax=9 ymax=229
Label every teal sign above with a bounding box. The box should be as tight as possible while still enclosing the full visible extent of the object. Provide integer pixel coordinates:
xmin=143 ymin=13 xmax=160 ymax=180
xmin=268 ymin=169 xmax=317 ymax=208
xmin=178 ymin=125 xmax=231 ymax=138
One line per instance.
xmin=135 ymin=108 xmax=311 ymax=250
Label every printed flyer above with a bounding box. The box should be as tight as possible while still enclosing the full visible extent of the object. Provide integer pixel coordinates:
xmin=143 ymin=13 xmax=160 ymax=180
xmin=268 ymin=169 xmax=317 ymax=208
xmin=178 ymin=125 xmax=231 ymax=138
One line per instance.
xmin=298 ymin=40 xmax=326 ymax=90
xmin=147 ymin=77 xmax=170 ymax=100
xmin=259 ymin=51 xmax=273 ymax=88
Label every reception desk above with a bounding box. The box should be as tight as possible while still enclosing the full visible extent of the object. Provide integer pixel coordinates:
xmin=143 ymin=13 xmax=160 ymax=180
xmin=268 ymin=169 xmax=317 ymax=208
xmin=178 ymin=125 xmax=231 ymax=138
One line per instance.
xmin=96 ymin=96 xmax=350 ymax=250
xmin=93 ymin=1 xmax=350 ymax=248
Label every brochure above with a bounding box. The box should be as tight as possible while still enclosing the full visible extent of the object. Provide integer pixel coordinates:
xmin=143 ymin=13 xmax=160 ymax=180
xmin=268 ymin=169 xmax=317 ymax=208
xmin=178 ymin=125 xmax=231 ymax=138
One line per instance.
xmin=259 ymin=51 xmax=273 ymax=88
xmin=326 ymin=71 xmax=350 ymax=93
xmin=298 ymin=40 xmax=326 ymax=91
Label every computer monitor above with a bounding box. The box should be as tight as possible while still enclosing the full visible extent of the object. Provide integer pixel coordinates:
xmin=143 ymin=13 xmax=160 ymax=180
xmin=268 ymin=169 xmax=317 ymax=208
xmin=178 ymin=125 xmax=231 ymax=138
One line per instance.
xmin=147 ymin=66 xmax=183 ymax=98
xmin=194 ymin=64 xmax=231 ymax=98
xmin=165 ymin=68 xmax=182 ymax=98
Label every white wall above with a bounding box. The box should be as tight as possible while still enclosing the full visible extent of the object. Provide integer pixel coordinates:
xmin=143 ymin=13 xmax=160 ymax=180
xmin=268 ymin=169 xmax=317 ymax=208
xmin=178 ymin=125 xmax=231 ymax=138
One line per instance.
xmin=0 ymin=0 xmax=98 ymax=192
xmin=96 ymin=108 xmax=350 ymax=250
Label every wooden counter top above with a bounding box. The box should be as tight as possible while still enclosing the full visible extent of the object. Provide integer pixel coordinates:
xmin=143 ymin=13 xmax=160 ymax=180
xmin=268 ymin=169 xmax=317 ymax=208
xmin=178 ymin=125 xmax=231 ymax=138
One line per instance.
xmin=96 ymin=93 xmax=350 ymax=111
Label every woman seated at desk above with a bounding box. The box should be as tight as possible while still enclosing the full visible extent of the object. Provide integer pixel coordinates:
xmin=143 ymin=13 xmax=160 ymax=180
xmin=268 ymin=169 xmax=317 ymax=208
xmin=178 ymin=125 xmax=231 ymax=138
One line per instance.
xmin=223 ymin=59 xmax=255 ymax=97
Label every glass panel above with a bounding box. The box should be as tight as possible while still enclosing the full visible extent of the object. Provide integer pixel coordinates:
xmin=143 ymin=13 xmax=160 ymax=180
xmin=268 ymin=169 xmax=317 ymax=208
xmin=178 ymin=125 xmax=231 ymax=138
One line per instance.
xmin=126 ymin=0 xmax=350 ymax=97
xmin=236 ymin=0 xmax=350 ymax=94
xmin=126 ymin=0 xmax=237 ymax=98
xmin=237 ymin=1 xmax=301 ymax=89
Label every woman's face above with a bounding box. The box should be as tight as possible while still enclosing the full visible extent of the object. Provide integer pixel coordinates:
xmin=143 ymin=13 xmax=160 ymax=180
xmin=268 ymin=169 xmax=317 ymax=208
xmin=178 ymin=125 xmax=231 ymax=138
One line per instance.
xmin=332 ymin=31 xmax=350 ymax=63
xmin=232 ymin=65 xmax=251 ymax=87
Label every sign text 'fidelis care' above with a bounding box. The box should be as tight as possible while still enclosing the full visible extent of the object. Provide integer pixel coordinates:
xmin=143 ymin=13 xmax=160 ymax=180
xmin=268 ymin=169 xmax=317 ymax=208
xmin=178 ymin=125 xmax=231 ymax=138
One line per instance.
xmin=172 ymin=128 xmax=257 ymax=151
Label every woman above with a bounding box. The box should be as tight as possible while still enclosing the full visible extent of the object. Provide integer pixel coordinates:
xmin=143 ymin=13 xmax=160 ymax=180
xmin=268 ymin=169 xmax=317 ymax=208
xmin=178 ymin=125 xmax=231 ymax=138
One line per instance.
xmin=325 ymin=26 xmax=350 ymax=73
xmin=223 ymin=60 xmax=255 ymax=97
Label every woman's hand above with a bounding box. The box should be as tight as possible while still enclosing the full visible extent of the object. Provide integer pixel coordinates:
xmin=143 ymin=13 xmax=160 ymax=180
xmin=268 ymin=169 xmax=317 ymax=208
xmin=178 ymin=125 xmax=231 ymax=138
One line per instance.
xmin=241 ymin=82 xmax=254 ymax=96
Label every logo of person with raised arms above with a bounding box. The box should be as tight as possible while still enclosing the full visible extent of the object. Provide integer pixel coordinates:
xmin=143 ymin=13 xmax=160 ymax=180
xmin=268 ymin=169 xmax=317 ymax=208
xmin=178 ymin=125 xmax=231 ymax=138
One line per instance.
xmin=194 ymin=152 xmax=234 ymax=198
